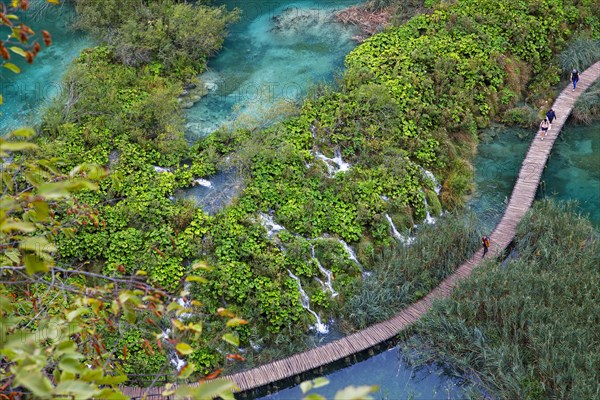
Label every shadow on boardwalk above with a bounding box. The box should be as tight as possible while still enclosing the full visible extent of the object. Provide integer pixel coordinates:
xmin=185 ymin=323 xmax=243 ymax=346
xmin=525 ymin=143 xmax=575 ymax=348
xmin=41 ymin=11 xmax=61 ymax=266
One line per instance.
xmin=121 ymin=61 xmax=600 ymax=399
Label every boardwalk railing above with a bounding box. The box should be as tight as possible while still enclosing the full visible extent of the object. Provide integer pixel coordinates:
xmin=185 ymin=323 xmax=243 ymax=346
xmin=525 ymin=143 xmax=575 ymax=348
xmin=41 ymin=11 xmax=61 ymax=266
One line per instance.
xmin=121 ymin=61 xmax=600 ymax=399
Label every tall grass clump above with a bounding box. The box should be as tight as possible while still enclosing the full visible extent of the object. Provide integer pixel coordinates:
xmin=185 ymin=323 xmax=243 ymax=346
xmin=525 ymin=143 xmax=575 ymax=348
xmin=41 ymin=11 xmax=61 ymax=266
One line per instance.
xmin=572 ymin=80 xmax=600 ymax=124
xmin=342 ymin=212 xmax=480 ymax=330
xmin=402 ymin=200 xmax=600 ymax=399
xmin=558 ymin=37 xmax=600 ymax=73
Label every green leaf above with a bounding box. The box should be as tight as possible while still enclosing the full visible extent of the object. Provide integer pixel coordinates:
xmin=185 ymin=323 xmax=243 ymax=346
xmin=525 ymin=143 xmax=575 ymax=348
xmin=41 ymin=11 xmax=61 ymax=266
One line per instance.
xmin=178 ymin=362 xmax=195 ymax=380
xmin=59 ymin=357 xmax=83 ymax=374
xmin=173 ymin=379 xmax=237 ymax=400
xmin=186 ymin=275 xmax=208 ymax=283
xmin=9 ymin=46 xmax=27 ymax=57
xmin=312 ymin=377 xmax=330 ymax=389
xmin=54 ymin=380 xmax=99 ymax=399
xmin=222 ymin=332 xmax=239 ymax=347
xmin=303 ymin=394 xmax=326 ymax=400
xmin=10 ymin=127 xmax=36 ymax=138
xmin=226 ymin=318 xmax=248 ymax=327
xmin=175 ymin=342 xmax=194 ymax=355
xmin=19 ymin=236 xmax=56 ymax=254
xmin=14 ymin=369 xmax=52 ymax=398
xmin=300 ymin=381 xmax=313 ymax=394
xmin=3 ymin=62 xmax=21 ymax=74
xmin=24 ymin=254 xmax=49 ymax=275
xmin=333 ymin=385 xmax=379 ymax=400
xmin=0 ymin=141 xmax=38 ymax=152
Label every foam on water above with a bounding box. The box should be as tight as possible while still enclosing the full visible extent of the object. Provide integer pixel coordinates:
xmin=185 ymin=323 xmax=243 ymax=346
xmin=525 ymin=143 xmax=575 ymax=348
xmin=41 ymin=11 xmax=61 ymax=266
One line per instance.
xmin=288 ymin=270 xmax=329 ymax=334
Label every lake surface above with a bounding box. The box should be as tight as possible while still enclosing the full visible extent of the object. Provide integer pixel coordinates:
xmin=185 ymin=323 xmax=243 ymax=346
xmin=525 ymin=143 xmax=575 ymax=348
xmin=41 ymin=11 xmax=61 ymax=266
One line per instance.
xmin=184 ymin=0 xmax=360 ymax=139
xmin=0 ymin=1 xmax=90 ymax=133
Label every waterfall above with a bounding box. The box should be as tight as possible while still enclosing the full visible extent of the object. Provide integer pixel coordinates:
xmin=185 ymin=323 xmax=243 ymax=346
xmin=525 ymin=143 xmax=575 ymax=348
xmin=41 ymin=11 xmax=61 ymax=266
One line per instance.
xmin=336 ymin=239 xmax=370 ymax=278
xmin=161 ymin=329 xmax=186 ymax=371
xmin=422 ymin=193 xmax=437 ymax=225
xmin=311 ymin=245 xmax=338 ymax=297
xmin=288 ymin=270 xmax=329 ymax=334
xmin=192 ymin=178 xmax=212 ymax=188
xmin=153 ymin=166 xmax=172 ymax=173
xmin=176 ymin=282 xmax=193 ymax=320
xmin=259 ymin=213 xmax=286 ymax=239
xmin=315 ymin=148 xmax=351 ymax=176
xmin=384 ymin=213 xmax=415 ymax=245
xmin=422 ymin=168 xmax=442 ymax=195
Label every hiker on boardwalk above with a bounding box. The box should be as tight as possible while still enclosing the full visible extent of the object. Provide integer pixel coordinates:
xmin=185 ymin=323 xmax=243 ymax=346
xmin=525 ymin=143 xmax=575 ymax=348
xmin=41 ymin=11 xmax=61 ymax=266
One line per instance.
xmin=546 ymin=108 xmax=556 ymax=129
xmin=570 ymin=68 xmax=580 ymax=91
xmin=482 ymin=235 xmax=490 ymax=257
xmin=539 ymin=118 xmax=550 ymax=140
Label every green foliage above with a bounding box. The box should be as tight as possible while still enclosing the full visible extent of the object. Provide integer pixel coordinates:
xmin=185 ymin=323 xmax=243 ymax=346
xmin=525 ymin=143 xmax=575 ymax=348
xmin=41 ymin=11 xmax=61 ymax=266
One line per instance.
xmin=342 ymin=212 xmax=480 ymax=329
xmin=403 ymin=201 xmax=600 ymax=399
xmin=74 ymin=0 xmax=240 ymax=78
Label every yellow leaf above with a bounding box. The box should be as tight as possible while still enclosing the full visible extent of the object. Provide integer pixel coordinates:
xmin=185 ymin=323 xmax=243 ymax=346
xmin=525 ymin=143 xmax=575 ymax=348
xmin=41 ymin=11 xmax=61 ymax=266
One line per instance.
xmin=175 ymin=342 xmax=194 ymax=355
xmin=9 ymin=46 xmax=27 ymax=57
xmin=3 ymin=62 xmax=21 ymax=74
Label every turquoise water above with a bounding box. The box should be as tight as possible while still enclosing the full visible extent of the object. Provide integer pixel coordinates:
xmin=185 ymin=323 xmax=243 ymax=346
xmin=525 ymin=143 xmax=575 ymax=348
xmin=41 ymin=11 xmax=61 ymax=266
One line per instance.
xmin=468 ymin=125 xmax=532 ymax=232
xmin=0 ymin=1 xmax=90 ymax=133
xmin=185 ymin=0 xmax=360 ymax=138
xmin=259 ymin=347 xmax=464 ymax=399
xmin=540 ymin=123 xmax=600 ymax=226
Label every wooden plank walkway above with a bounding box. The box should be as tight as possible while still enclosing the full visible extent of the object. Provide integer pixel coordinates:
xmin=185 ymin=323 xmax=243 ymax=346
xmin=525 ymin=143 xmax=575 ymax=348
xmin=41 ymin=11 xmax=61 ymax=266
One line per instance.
xmin=121 ymin=61 xmax=600 ymax=398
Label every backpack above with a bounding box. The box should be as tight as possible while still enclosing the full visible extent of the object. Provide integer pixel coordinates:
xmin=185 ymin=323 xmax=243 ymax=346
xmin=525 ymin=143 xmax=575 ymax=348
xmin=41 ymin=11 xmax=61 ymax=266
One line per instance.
xmin=484 ymin=237 xmax=490 ymax=247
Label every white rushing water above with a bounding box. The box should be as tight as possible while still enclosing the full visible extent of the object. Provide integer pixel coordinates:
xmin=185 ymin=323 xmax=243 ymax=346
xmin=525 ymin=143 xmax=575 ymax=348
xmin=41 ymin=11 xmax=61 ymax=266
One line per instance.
xmin=192 ymin=178 xmax=212 ymax=188
xmin=384 ymin=213 xmax=415 ymax=245
xmin=336 ymin=239 xmax=370 ymax=278
xmin=288 ymin=270 xmax=329 ymax=334
xmin=422 ymin=168 xmax=442 ymax=195
xmin=259 ymin=213 xmax=286 ymax=239
xmin=315 ymin=148 xmax=351 ymax=176
xmin=161 ymin=329 xmax=186 ymax=371
xmin=311 ymin=245 xmax=338 ymax=297
xmin=153 ymin=166 xmax=172 ymax=173
xmin=422 ymin=193 xmax=437 ymax=225
xmin=176 ymin=282 xmax=193 ymax=320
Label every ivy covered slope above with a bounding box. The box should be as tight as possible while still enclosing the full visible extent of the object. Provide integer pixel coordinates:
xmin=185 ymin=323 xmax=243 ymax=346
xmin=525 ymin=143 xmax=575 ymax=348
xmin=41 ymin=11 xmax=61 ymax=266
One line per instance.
xmin=403 ymin=201 xmax=600 ymax=399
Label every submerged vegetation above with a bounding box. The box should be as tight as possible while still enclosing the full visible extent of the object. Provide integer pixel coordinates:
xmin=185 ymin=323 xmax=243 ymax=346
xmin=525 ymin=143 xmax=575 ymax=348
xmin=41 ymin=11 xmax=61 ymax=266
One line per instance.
xmin=402 ymin=201 xmax=600 ymax=399
xmin=1 ymin=0 xmax=598 ymax=392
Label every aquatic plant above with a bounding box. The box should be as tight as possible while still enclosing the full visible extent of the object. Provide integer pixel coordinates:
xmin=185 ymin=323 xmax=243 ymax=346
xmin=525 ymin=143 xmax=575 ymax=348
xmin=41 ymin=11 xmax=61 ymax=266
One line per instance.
xmin=402 ymin=201 xmax=600 ymax=399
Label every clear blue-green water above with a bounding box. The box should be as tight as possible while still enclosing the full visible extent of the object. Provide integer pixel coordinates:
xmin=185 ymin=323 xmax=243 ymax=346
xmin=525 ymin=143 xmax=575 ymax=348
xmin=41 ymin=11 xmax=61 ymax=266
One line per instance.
xmin=0 ymin=1 xmax=90 ymax=133
xmin=259 ymin=347 xmax=464 ymax=399
xmin=185 ymin=0 xmax=360 ymax=139
xmin=468 ymin=125 xmax=532 ymax=232
xmin=540 ymin=123 xmax=600 ymax=226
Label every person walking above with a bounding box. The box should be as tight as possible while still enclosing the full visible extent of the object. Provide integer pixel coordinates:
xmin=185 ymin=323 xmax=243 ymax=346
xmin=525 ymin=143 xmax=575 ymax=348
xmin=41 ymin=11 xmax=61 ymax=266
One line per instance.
xmin=546 ymin=108 xmax=556 ymax=129
xmin=539 ymin=118 xmax=550 ymax=140
xmin=482 ymin=235 xmax=490 ymax=257
xmin=570 ymin=68 xmax=580 ymax=91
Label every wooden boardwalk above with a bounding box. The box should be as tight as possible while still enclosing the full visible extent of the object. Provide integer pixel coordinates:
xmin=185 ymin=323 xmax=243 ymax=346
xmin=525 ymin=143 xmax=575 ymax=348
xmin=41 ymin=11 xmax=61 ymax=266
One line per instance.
xmin=121 ymin=62 xmax=600 ymax=398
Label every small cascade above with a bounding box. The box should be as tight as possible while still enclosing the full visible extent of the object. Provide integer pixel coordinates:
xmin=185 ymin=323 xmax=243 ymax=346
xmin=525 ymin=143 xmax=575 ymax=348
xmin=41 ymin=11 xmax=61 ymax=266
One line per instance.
xmin=336 ymin=239 xmax=370 ymax=278
xmin=315 ymin=148 xmax=351 ymax=176
xmin=422 ymin=168 xmax=442 ymax=195
xmin=422 ymin=193 xmax=437 ymax=225
xmin=311 ymin=245 xmax=338 ymax=297
xmin=288 ymin=270 xmax=329 ymax=334
xmin=161 ymin=329 xmax=186 ymax=371
xmin=384 ymin=213 xmax=415 ymax=245
xmin=153 ymin=166 xmax=172 ymax=173
xmin=192 ymin=178 xmax=212 ymax=188
xmin=176 ymin=282 xmax=193 ymax=320
xmin=259 ymin=213 xmax=286 ymax=239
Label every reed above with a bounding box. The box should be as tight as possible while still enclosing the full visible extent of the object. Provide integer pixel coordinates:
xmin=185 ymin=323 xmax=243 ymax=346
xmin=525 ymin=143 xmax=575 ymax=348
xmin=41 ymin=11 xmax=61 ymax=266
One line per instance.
xmin=401 ymin=201 xmax=600 ymax=399
xmin=342 ymin=212 xmax=481 ymax=330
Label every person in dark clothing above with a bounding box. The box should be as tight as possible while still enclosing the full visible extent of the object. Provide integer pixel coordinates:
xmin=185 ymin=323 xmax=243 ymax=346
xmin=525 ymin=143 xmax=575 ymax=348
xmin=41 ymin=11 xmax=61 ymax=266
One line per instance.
xmin=546 ymin=108 xmax=556 ymax=129
xmin=482 ymin=235 xmax=490 ymax=257
xmin=570 ymin=69 xmax=580 ymax=91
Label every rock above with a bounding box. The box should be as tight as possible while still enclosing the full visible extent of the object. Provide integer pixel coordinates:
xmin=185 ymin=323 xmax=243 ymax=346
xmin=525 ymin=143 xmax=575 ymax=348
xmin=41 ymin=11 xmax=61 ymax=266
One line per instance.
xmin=184 ymin=82 xmax=197 ymax=90
xmin=204 ymin=82 xmax=218 ymax=91
xmin=182 ymin=102 xmax=194 ymax=109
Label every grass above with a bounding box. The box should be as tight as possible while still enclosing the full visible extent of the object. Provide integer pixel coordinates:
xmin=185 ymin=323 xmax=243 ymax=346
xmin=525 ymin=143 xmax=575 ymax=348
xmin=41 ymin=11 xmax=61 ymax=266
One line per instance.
xmin=341 ymin=211 xmax=481 ymax=330
xmin=401 ymin=200 xmax=600 ymax=399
